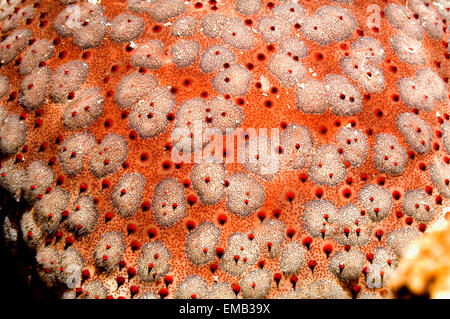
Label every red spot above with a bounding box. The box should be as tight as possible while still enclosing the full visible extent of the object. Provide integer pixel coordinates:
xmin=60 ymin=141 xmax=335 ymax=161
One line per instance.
xmin=164 ymin=275 xmax=173 ymax=287
xmin=147 ymin=228 xmax=158 ymax=238
xmin=352 ymin=285 xmax=361 ymax=295
xmin=137 ymin=152 xmax=149 ymax=162
xmin=45 ymin=237 xmax=52 ymax=246
xmin=187 ymin=195 xmax=197 ymax=206
xmin=323 ymin=244 xmax=332 ymax=257
xmin=159 ymin=288 xmax=169 ymax=299
xmin=166 ymin=113 xmax=175 ymax=122
xmin=342 ymin=188 xmax=352 ymax=198
xmin=309 ymin=260 xmax=317 ymax=272
xmin=418 ymin=223 xmax=427 ymax=232
xmin=299 ymin=173 xmax=308 ymax=183
xmin=79 ymin=183 xmax=88 ymax=193
xmin=209 ymin=264 xmax=218 ymax=273
xmin=315 ymin=188 xmax=324 ymax=199
xmin=127 ymin=267 xmax=136 ymax=279
xmin=375 ymin=229 xmax=383 ymax=241
xmin=218 ymin=214 xmax=227 ymax=225
xmin=54 ymin=232 xmax=63 ymax=243
xmin=186 ymin=220 xmax=196 ymax=231
xmin=65 ymin=236 xmax=74 ymax=246
xmin=290 ymin=276 xmax=298 ymax=288
xmin=232 ymin=284 xmax=240 ymax=295
xmin=35 ymin=109 xmax=44 ymax=117
xmin=285 ymin=191 xmax=295 ymax=202
xmin=101 ymin=179 xmax=110 ymax=190
xmin=82 ymin=269 xmax=90 ymax=281
xmin=405 ymin=217 xmax=413 ymax=225
xmin=128 ymin=131 xmax=137 ymax=140
xmin=121 ymin=111 xmax=129 ymax=120
xmin=104 ymin=119 xmax=112 ymax=128
xmin=127 ymin=223 xmax=136 ymax=235
xmin=216 ymin=247 xmax=224 ymax=258
xmin=141 ymin=201 xmax=150 ymax=212
xmin=162 ymin=160 xmax=171 ymax=169
xmin=270 ymin=87 xmax=278 ymax=94
xmin=183 ymin=79 xmax=191 ymax=87
xmin=389 ymin=65 xmax=398 ymax=73
xmin=392 ymin=191 xmax=401 ymax=200
xmin=58 ymin=50 xmax=66 ymax=58
xmin=105 ymin=212 xmax=113 ymax=223
xmin=116 ymin=276 xmax=125 ymax=288
xmin=131 ymin=240 xmax=140 ymax=251
xmin=38 ymin=142 xmax=47 ymax=152
xmin=287 ymin=228 xmax=296 ymax=239
xmin=272 ymin=209 xmax=281 ymax=219
xmin=273 ymin=273 xmax=282 ymax=287
xmin=302 ymin=237 xmax=312 ymax=250
xmin=130 ymin=286 xmax=139 ymax=297
xmin=257 ymin=211 xmax=266 ymax=222
xmin=55 ymin=135 xmax=63 ymax=145
xmin=125 ymin=44 xmax=134 ymax=52
xmin=75 ymin=288 xmax=83 ymax=296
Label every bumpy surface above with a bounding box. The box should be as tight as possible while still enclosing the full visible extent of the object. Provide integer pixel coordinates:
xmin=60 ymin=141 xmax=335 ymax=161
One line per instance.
xmin=0 ymin=0 xmax=449 ymax=300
